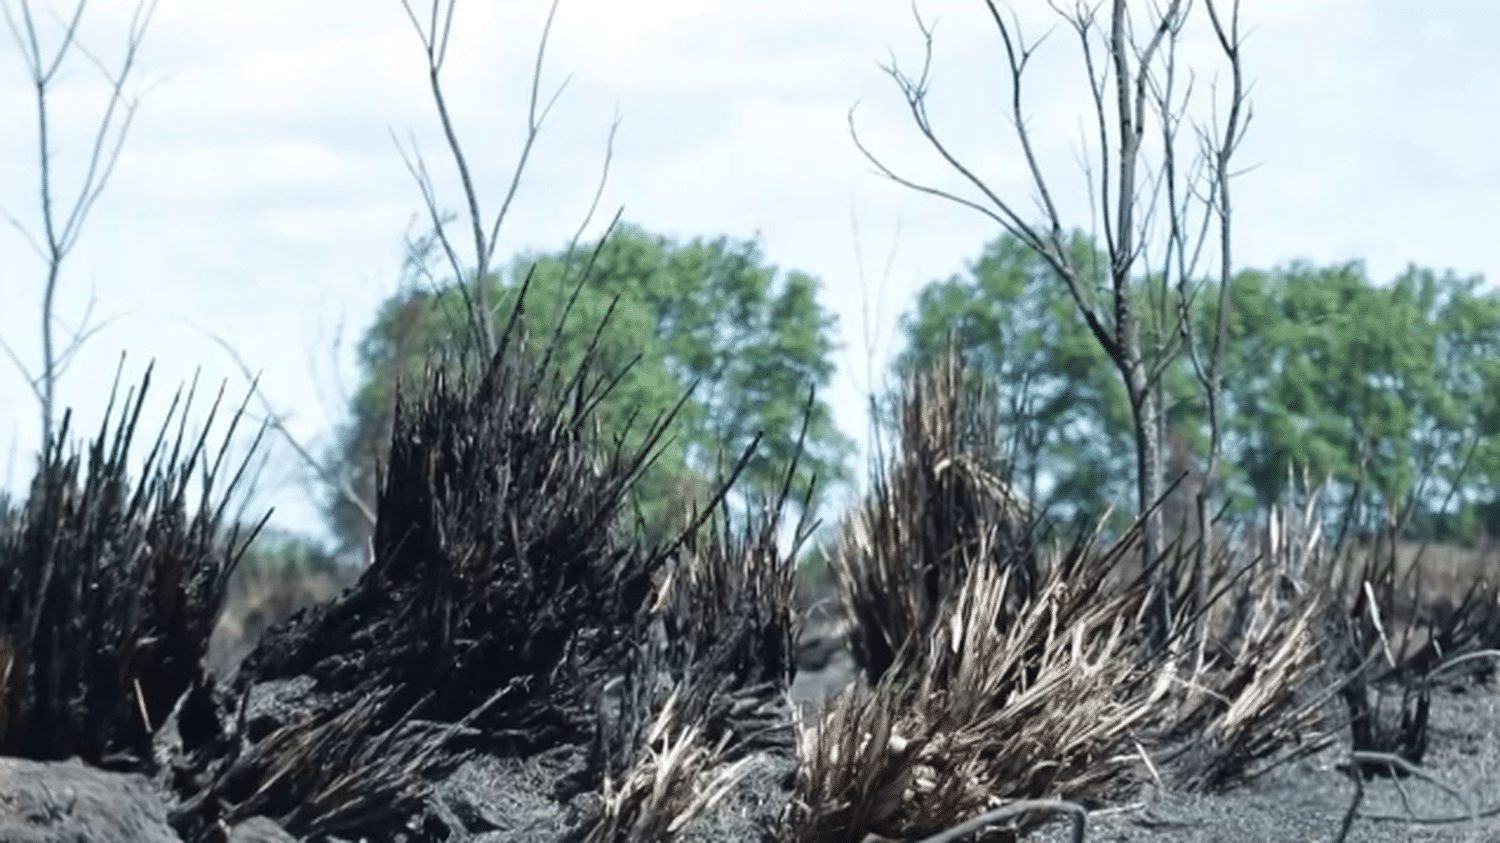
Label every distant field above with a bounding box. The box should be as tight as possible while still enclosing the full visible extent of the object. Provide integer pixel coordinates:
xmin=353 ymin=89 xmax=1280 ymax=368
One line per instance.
xmin=1351 ymin=539 xmax=1500 ymax=612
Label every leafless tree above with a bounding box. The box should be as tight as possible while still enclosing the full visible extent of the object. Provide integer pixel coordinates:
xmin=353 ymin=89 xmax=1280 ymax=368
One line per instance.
xmin=0 ymin=0 xmax=157 ymax=452
xmin=851 ymin=0 xmax=1249 ymax=641
xmin=393 ymin=0 xmax=610 ymax=360
xmin=215 ymin=0 xmax=616 ymax=562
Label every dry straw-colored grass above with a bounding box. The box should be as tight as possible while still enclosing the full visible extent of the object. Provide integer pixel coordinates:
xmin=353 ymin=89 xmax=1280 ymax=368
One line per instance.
xmin=1149 ymin=489 xmax=1335 ymax=791
xmin=789 ymin=350 xmax=1342 ymax=841
xmin=833 ymin=352 xmax=1036 ymax=688
xmin=794 ymin=535 xmax=1159 ymax=841
xmin=591 ymin=689 xmax=764 ymax=842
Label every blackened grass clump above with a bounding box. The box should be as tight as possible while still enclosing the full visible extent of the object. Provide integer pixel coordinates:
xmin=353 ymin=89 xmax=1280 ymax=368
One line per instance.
xmin=239 ymin=284 xmax=677 ymax=752
xmin=1317 ymin=517 xmax=1484 ymax=778
xmin=593 ymin=479 xmax=811 ymax=842
xmin=834 ymin=352 xmax=1037 ymax=687
xmin=162 ymin=266 xmax=809 ymax=842
xmin=0 ymin=364 xmax=263 ymax=769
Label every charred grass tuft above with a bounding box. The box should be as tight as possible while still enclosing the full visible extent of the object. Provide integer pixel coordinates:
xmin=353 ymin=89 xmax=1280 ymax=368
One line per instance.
xmin=165 ymin=265 xmax=811 ymax=841
xmin=591 ymin=467 xmax=812 ymax=842
xmin=0 ymin=364 xmax=262 ymax=769
xmin=792 ymin=351 xmax=1343 ymax=841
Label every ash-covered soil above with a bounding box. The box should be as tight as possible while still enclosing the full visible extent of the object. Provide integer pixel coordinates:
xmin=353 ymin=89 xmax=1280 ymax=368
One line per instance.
xmin=1034 ymin=681 xmax=1500 ymax=842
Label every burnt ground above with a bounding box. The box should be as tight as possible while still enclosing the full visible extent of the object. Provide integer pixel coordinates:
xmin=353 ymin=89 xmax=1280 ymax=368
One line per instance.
xmin=11 ymin=342 xmax=1495 ymax=841
xmin=1038 ymin=680 xmax=1500 ymax=843
xmin=791 ymin=618 xmax=1500 ymax=843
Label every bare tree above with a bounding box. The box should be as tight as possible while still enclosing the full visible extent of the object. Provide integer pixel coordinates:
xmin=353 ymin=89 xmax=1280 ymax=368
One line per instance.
xmin=0 ymin=0 xmax=157 ymax=452
xmin=212 ymin=0 xmax=616 ymax=563
xmin=851 ymin=0 xmax=1249 ymax=641
xmin=393 ymin=0 xmax=586 ymax=360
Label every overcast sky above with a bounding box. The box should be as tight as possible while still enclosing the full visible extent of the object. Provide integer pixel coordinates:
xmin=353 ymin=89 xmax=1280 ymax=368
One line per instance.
xmin=2 ymin=1 xmax=1497 ymax=538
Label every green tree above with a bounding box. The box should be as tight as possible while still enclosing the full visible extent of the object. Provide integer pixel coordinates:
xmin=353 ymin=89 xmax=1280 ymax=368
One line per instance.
xmin=1215 ymin=262 xmax=1500 ymax=540
xmin=899 ymin=235 xmax=1500 ymax=545
xmin=326 ymin=224 xmax=853 ymax=558
xmin=894 ymin=230 xmax=1206 ymax=531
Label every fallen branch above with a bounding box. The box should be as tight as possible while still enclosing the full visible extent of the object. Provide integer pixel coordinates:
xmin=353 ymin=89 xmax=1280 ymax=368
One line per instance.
xmin=1353 ymin=750 xmax=1479 ymax=826
xmin=1334 ymin=762 xmax=1363 ymax=843
xmin=915 ymin=799 xmax=1087 ymax=843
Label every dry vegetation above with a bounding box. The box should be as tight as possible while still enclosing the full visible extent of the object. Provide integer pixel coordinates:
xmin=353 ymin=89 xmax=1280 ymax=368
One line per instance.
xmin=786 ymin=354 xmax=1351 ymax=841
xmin=0 ymin=369 xmax=263 ymax=766
xmin=7 ymin=0 xmax=1498 ymax=839
xmin=0 ymin=270 xmax=810 ymax=842
xmin=4 ymin=291 xmax=1500 ymax=842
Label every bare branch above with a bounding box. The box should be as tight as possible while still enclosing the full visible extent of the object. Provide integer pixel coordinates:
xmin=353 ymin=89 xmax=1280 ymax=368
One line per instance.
xmin=1185 ymin=0 xmax=1250 ymax=581
xmin=1 ymin=205 xmax=47 ymax=260
xmin=916 ymin=799 xmax=1087 ymax=843
xmin=1054 ymin=3 xmax=1117 ymax=258
xmin=48 ymin=289 xmax=122 ymax=380
xmin=851 ymin=18 xmax=1124 ymax=364
xmin=0 ymin=336 xmax=43 ymax=403
xmin=391 ymin=131 xmax=479 ymax=339
xmin=399 ymin=0 xmax=494 ymax=353
xmin=397 ymin=0 xmax=571 ymax=359
xmin=872 ymin=8 xmax=1049 ymax=250
xmin=983 ymin=3 xmax=1068 ymax=242
xmin=483 ymin=0 xmax=569 ymax=273
xmin=1351 ymin=751 xmax=1477 ymax=825
xmin=196 ymin=325 xmax=378 ymax=530
xmin=561 ymin=108 xmax=621 ymax=271
xmin=4 ymin=0 xmax=156 ymax=450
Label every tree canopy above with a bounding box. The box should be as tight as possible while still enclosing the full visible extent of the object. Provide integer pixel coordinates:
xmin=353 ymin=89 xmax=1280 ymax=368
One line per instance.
xmin=896 ymin=231 xmax=1500 ymax=543
xmin=326 ymin=224 xmax=854 ymax=558
xmin=1216 ymin=262 xmax=1500 ymax=538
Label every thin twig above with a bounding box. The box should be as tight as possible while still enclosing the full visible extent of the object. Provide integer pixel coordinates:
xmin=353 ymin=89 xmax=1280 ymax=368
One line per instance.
xmin=1350 ymin=750 xmax=1476 ymax=824
xmin=395 ymin=0 xmax=570 ymax=358
xmin=916 ymin=799 xmax=1087 ymax=843
xmin=194 ymin=325 xmax=377 ymax=529
xmin=1334 ymin=761 xmax=1363 ymax=843
xmin=561 ymin=109 xmax=621 ymax=271
xmin=4 ymin=0 xmax=156 ymax=449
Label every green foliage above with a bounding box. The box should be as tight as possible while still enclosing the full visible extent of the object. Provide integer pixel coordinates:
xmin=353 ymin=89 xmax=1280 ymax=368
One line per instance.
xmin=235 ymin=526 xmax=339 ymax=580
xmin=326 ymin=224 xmax=853 ymax=556
xmin=896 ymin=232 xmax=1500 ymax=544
xmin=1215 ymin=262 xmax=1500 ymax=538
xmin=893 ymin=231 xmax=1142 ymax=525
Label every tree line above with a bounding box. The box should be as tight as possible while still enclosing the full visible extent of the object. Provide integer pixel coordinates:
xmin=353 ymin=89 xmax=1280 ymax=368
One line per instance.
xmin=7 ymin=0 xmax=1494 ymax=569
xmin=897 ymin=232 xmax=1500 ymax=545
xmin=321 ymin=226 xmax=1500 ymax=558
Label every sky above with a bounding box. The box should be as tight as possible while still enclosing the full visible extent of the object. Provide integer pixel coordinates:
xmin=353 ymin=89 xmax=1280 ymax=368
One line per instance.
xmin=2 ymin=0 xmax=1498 ymax=541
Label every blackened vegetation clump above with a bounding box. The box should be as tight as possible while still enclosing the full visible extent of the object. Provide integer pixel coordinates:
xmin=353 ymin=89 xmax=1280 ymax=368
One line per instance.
xmin=0 ymin=269 xmax=806 ymax=841
xmin=165 ymin=276 xmax=803 ymax=841
xmin=1318 ymin=521 xmax=1500 ymax=779
xmin=240 ymin=315 xmax=675 ymax=753
xmin=0 ymin=370 xmax=262 ymax=769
